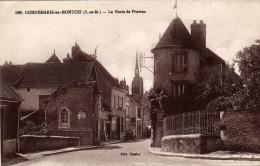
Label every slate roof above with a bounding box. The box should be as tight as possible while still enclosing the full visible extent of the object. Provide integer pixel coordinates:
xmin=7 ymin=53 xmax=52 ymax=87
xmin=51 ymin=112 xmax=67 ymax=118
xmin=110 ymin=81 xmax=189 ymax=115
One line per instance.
xmin=152 ymin=16 xmax=225 ymax=65
xmin=45 ymin=54 xmax=61 ymax=63
xmin=0 ymin=78 xmax=23 ymax=102
xmin=0 ymin=65 xmax=25 ymax=86
xmin=200 ymin=48 xmax=225 ymax=64
xmin=75 ymin=49 xmax=123 ymax=89
xmin=152 ymin=17 xmax=191 ymax=52
xmin=16 ymin=63 xmax=94 ymax=88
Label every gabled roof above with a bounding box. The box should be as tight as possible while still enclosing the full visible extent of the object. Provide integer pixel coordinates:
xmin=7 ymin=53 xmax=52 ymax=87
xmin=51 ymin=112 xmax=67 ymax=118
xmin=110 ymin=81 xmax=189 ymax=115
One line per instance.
xmin=0 ymin=78 xmax=23 ymax=102
xmin=45 ymin=53 xmax=61 ymax=63
xmin=200 ymin=48 xmax=225 ymax=64
xmin=16 ymin=63 xmax=94 ymax=88
xmin=0 ymin=65 xmax=25 ymax=86
xmin=152 ymin=17 xmax=191 ymax=52
xmin=73 ymin=49 xmax=123 ymax=89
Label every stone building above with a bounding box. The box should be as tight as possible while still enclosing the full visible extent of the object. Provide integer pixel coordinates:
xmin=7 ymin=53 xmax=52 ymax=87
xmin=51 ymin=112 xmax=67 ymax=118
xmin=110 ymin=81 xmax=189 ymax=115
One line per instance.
xmin=45 ymin=81 xmax=101 ymax=145
xmin=151 ymin=16 xmax=225 ymax=147
xmin=0 ymin=79 xmax=23 ymax=157
xmin=0 ymin=43 xmax=129 ymax=143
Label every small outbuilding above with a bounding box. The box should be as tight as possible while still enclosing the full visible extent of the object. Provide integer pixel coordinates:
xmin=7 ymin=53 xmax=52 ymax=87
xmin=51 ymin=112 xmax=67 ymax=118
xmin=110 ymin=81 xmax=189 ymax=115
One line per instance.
xmin=0 ymin=79 xmax=23 ymax=157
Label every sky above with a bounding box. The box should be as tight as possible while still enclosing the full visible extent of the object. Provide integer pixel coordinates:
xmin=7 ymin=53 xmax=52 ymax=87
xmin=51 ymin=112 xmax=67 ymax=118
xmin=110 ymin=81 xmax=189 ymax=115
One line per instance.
xmin=0 ymin=0 xmax=260 ymax=92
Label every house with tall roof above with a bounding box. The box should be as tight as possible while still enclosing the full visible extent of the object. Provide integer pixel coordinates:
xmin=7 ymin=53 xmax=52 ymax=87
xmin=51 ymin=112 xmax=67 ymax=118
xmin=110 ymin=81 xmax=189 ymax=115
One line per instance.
xmin=0 ymin=79 xmax=23 ymax=157
xmin=151 ymin=16 xmax=226 ymax=147
xmin=0 ymin=43 xmax=129 ymax=143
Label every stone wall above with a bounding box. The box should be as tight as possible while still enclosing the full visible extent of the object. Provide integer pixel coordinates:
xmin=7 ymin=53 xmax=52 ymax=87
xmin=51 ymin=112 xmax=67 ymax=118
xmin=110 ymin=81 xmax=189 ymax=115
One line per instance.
xmin=49 ymin=130 xmax=92 ymax=145
xmin=154 ymin=49 xmax=200 ymax=96
xmin=45 ymin=83 xmax=94 ymax=131
xmin=161 ymin=134 xmax=222 ymax=154
xmin=3 ymin=139 xmax=17 ymax=157
xmin=221 ymin=111 xmax=260 ymax=153
xmin=19 ymin=135 xmax=79 ymax=153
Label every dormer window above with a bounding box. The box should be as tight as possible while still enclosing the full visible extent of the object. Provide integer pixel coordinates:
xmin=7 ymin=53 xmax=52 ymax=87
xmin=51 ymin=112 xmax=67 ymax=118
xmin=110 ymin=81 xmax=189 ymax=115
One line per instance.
xmin=172 ymin=54 xmax=188 ymax=73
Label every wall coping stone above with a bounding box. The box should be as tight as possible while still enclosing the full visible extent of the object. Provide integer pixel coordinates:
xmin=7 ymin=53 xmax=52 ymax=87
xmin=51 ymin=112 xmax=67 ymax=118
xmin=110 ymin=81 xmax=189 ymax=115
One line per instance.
xmin=20 ymin=135 xmax=79 ymax=139
xmin=49 ymin=129 xmax=92 ymax=132
xmin=162 ymin=134 xmax=202 ymax=141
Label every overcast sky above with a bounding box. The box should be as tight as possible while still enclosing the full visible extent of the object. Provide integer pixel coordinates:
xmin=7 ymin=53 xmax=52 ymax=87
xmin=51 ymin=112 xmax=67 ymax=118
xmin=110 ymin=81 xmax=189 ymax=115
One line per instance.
xmin=0 ymin=0 xmax=260 ymax=92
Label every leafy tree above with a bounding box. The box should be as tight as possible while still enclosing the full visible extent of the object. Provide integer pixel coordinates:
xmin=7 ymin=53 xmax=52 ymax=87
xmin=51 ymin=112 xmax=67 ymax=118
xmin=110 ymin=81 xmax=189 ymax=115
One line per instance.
xmin=235 ymin=39 xmax=260 ymax=112
xmin=195 ymin=63 xmax=242 ymax=111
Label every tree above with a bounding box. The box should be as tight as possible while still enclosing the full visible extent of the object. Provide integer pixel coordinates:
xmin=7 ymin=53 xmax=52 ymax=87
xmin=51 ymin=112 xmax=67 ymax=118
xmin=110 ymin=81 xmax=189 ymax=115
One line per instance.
xmin=146 ymin=88 xmax=167 ymax=147
xmin=195 ymin=63 xmax=242 ymax=111
xmin=235 ymin=39 xmax=260 ymax=112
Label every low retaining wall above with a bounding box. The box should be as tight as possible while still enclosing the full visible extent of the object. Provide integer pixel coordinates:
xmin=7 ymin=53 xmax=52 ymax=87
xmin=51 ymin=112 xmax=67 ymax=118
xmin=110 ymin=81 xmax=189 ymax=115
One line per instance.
xmin=3 ymin=139 xmax=17 ymax=157
xmin=221 ymin=111 xmax=260 ymax=153
xmin=161 ymin=134 xmax=222 ymax=154
xmin=48 ymin=130 xmax=92 ymax=145
xmin=19 ymin=135 xmax=79 ymax=153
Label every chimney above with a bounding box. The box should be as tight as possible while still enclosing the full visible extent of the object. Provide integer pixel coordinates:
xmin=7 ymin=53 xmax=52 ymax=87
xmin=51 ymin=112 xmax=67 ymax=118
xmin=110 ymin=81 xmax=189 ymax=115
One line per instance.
xmin=4 ymin=61 xmax=8 ymax=65
xmin=63 ymin=53 xmax=72 ymax=63
xmin=71 ymin=42 xmax=81 ymax=58
xmin=190 ymin=20 xmax=206 ymax=48
xmin=9 ymin=61 xmax=12 ymax=65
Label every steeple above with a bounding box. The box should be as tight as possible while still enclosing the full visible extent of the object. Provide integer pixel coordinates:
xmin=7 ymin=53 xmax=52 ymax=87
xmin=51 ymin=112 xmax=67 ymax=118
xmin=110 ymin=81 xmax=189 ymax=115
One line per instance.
xmin=135 ymin=52 xmax=139 ymax=77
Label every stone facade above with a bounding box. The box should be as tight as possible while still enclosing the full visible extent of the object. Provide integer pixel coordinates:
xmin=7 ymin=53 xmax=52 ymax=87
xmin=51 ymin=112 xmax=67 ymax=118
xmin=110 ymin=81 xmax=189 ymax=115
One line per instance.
xmin=221 ymin=111 xmax=260 ymax=153
xmin=151 ymin=17 xmax=225 ymax=147
xmin=19 ymin=135 xmax=79 ymax=153
xmin=161 ymin=134 xmax=222 ymax=154
xmin=45 ymin=82 xmax=101 ymax=145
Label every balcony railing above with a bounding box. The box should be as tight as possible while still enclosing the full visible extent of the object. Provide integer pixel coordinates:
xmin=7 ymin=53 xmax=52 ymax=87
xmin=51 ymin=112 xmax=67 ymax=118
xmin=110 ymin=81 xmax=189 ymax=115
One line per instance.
xmin=163 ymin=110 xmax=220 ymax=136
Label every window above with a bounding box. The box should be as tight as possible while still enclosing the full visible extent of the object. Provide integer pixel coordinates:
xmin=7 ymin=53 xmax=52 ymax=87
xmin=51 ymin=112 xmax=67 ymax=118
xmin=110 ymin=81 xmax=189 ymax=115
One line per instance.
xmin=114 ymin=94 xmax=116 ymax=108
xmin=131 ymin=118 xmax=136 ymax=123
xmin=27 ymin=88 xmax=30 ymax=92
xmin=121 ymin=117 xmax=123 ymax=132
xmin=172 ymin=54 xmax=188 ymax=72
xmin=118 ymin=96 xmax=120 ymax=108
xmin=126 ymin=106 xmax=129 ymax=116
xmin=172 ymin=84 xmax=185 ymax=97
xmin=137 ymin=108 xmax=141 ymax=119
xmin=118 ymin=96 xmax=123 ymax=109
xmin=60 ymin=108 xmax=69 ymax=128
xmin=100 ymin=98 xmax=103 ymax=109
xmin=121 ymin=97 xmax=124 ymax=108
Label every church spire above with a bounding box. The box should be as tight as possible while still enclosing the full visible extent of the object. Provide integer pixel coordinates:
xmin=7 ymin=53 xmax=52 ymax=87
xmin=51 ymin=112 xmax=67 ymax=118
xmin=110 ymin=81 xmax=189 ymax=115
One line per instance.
xmin=135 ymin=52 xmax=139 ymax=76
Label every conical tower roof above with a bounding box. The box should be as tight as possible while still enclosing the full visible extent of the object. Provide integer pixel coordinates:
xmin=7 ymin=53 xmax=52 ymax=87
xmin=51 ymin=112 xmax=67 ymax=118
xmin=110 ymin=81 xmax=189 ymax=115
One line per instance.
xmin=152 ymin=17 xmax=191 ymax=52
xmin=46 ymin=50 xmax=61 ymax=63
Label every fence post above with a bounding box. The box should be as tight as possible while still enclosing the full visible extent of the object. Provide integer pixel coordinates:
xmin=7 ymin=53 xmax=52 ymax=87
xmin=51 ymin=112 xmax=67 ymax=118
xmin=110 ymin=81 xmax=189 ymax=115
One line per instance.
xmin=182 ymin=113 xmax=184 ymax=134
xmin=198 ymin=111 xmax=200 ymax=134
xmin=163 ymin=118 xmax=166 ymax=136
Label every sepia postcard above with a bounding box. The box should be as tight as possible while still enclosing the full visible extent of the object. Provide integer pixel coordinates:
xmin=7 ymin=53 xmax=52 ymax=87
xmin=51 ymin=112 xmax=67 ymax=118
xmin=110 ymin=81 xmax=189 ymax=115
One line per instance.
xmin=1 ymin=0 xmax=260 ymax=165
